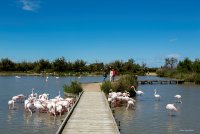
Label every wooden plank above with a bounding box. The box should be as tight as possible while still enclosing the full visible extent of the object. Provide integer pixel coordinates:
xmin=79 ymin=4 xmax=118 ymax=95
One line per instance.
xmin=61 ymin=92 xmax=120 ymax=134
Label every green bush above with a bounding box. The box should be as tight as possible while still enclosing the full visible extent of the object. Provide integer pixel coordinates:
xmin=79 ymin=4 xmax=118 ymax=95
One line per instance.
xmin=156 ymin=68 xmax=177 ymax=77
xmin=101 ymin=81 xmax=112 ymax=94
xmin=101 ymin=74 xmax=138 ymax=95
xmin=194 ymin=73 xmax=200 ymax=84
xmin=112 ymin=75 xmax=138 ymax=92
xmin=63 ymin=81 xmax=83 ymax=95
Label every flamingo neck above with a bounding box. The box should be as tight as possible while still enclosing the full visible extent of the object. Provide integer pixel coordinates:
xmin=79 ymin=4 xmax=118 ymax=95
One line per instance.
xmin=133 ymin=87 xmax=137 ymax=92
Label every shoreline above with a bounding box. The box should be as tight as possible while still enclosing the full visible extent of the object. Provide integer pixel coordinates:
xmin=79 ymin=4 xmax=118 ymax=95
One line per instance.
xmin=146 ymin=72 xmax=157 ymax=76
xmin=0 ymin=72 xmax=101 ymax=77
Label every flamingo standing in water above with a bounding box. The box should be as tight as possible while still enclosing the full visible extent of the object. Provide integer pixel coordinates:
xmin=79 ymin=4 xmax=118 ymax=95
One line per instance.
xmin=126 ymin=100 xmax=135 ymax=110
xmin=55 ymin=91 xmax=63 ymax=100
xmin=8 ymin=100 xmax=15 ymax=109
xmin=46 ymin=76 xmax=49 ymax=82
xmin=166 ymin=103 xmax=177 ymax=115
xmin=131 ymin=86 xmax=144 ymax=96
xmin=126 ymin=98 xmax=136 ymax=110
xmin=29 ymin=88 xmax=37 ymax=98
xmin=174 ymin=94 xmax=182 ymax=103
xmin=15 ymin=76 xmax=21 ymax=78
xmin=24 ymin=98 xmax=36 ymax=115
xmin=12 ymin=94 xmax=26 ymax=103
xmin=154 ymin=89 xmax=161 ymax=101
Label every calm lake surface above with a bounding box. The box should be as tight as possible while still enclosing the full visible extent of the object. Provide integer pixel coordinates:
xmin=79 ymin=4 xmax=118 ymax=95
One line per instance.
xmin=0 ymin=76 xmax=200 ymax=134
xmin=0 ymin=76 xmax=103 ymax=134
xmin=115 ymin=76 xmax=200 ymax=134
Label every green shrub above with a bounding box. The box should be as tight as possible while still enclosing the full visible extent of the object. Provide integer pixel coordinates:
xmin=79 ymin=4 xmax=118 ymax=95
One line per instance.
xmin=184 ymin=73 xmax=195 ymax=82
xmin=101 ymin=81 xmax=112 ymax=94
xmin=63 ymin=81 xmax=83 ymax=95
xmin=194 ymin=73 xmax=200 ymax=84
xmin=101 ymin=74 xmax=138 ymax=95
xmin=112 ymin=75 xmax=138 ymax=92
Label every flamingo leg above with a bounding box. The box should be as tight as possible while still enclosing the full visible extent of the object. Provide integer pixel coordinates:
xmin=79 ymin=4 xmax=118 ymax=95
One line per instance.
xmin=28 ymin=108 xmax=32 ymax=115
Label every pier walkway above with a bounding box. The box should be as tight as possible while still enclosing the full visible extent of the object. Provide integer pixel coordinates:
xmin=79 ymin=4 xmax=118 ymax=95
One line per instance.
xmin=61 ymin=83 xmax=120 ymax=134
xmin=138 ymin=79 xmax=184 ymax=84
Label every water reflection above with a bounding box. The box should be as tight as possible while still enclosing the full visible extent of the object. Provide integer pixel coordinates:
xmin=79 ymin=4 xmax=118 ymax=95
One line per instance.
xmin=166 ymin=117 xmax=178 ymax=133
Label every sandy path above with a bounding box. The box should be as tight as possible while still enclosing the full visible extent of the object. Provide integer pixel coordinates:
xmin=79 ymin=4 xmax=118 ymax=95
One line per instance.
xmin=81 ymin=82 xmax=102 ymax=92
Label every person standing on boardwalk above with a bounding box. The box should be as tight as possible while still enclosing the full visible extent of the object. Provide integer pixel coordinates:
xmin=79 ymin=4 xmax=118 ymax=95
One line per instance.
xmin=110 ymin=69 xmax=113 ymax=82
xmin=103 ymin=71 xmax=107 ymax=81
xmin=112 ymin=69 xmax=116 ymax=82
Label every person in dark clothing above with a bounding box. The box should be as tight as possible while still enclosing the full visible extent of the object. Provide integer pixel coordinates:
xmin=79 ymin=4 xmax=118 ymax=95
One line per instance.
xmin=103 ymin=71 xmax=107 ymax=81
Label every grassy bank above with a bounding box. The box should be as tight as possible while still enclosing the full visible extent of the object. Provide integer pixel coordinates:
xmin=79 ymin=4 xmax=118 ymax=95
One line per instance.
xmin=156 ymin=69 xmax=200 ymax=84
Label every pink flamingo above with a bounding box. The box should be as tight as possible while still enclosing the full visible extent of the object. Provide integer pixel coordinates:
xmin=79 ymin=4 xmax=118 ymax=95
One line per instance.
xmin=174 ymin=94 xmax=182 ymax=103
xmin=166 ymin=104 xmax=177 ymax=115
xmin=8 ymin=100 xmax=15 ymax=109
xmin=131 ymin=86 xmax=144 ymax=96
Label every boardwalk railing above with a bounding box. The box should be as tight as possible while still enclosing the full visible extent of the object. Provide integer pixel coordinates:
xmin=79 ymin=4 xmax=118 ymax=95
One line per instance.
xmin=102 ymin=92 xmax=120 ymax=133
xmin=56 ymin=91 xmax=84 ymax=134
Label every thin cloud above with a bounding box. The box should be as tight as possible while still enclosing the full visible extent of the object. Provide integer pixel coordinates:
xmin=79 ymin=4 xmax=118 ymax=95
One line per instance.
xmin=19 ymin=0 xmax=40 ymax=11
xmin=169 ymin=38 xmax=177 ymax=42
xmin=167 ymin=54 xmax=181 ymax=59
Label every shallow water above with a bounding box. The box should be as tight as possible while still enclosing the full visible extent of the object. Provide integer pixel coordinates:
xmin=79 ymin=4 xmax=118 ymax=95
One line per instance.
xmin=1 ymin=76 xmax=200 ymax=134
xmin=115 ymin=76 xmax=200 ymax=134
xmin=0 ymin=76 xmax=103 ymax=134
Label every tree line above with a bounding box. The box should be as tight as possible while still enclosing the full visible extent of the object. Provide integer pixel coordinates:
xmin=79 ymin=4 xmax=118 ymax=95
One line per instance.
xmin=0 ymin=57 xmax=146 ymax=75
xmin=157 ymin=57 xmax=200 ymax=84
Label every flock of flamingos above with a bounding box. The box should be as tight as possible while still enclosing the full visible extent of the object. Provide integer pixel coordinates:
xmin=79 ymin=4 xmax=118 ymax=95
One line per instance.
xmin=107 ymin=86 xmax=182 ymax=115
xmin=8 ymin=88 xmax=75 ymax=116
xmin=9 ymin=76 xmax=182 ymax=117
xmin=8 ymin=76 xmax=75 ymax=117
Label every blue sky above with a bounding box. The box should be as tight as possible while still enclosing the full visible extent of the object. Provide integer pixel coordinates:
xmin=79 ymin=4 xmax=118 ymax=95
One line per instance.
xmin=0 ymin=0 xmax=200 ymax=67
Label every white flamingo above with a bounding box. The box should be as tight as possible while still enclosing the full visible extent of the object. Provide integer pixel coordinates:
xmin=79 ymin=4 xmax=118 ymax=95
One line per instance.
xmin=166 ymin=104 xmax=177 ymax=115
xmin=46 ymin=76 xmax=48 ymax=82
xmin=34 ymin=100 xmax=46 ymax=113
xmin=131 ymin=86 xmax=144 ymax=96
xmin=154 ymin=89 xmax=161 ymax=100
xmin=8 ymin=100 xmax=15 ymax=109
xmin=15 ymin=76 xmax=21 ymax=78
xmin=174 ymin=94 xmax=182 ymax=103
xmin=29 ymin=88 xmax=37 ymax=100
xmin=55 ymin=104 xmax=63 ymax=116
xmin=24 ymin=99 xmax=35 ymax=115
xmin=12 ymin=94 xmax=26 ymax=103
xmin=55 ymin=91 xmax=61 ymax=98
xmin=126 ymin=98 xmax=136 ymax=110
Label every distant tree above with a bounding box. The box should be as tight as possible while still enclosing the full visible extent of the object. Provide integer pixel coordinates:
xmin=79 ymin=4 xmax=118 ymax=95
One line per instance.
xmin=52 ymin=57 xmax=67 ymax=72
xmin=16 ymin=61 xmax=34 ymax=72
xmin=164 ymin=57 xmax=178 ymax=69
xmin=111 ymin=60 xmax=123 ymax=72
xmin=177 ymin=58 xmax=193 ymax=73
xmin=0 ymin=58 xmax=15 ymax=71
xmin=122 ymin=58 xmax=135 ymax=72
xmin=88 ymin=62 xmax=104 ymax=72
xmin=73 ymin=59 xmax=87 ymax=72
xmin=34 ymin=59 xmax=51 ymax=73
xmin=192 ymin=59 xmax=200 ymax=73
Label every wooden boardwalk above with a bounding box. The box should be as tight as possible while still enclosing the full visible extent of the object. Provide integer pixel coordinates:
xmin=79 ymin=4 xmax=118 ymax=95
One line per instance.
xmin=138 ymin=79 xmax=185 ymax=84
xmin=61 ymin=84 xmax=120 ymax=134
